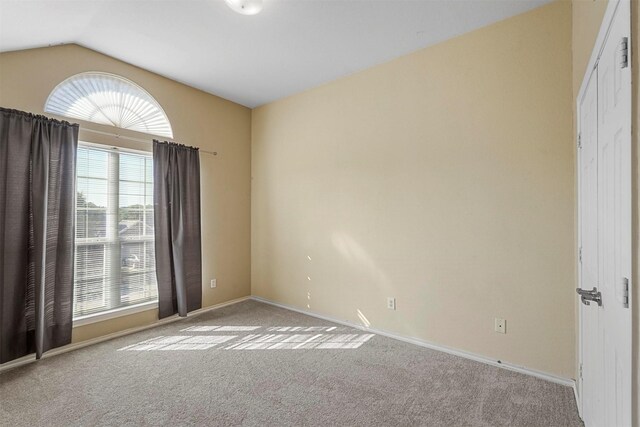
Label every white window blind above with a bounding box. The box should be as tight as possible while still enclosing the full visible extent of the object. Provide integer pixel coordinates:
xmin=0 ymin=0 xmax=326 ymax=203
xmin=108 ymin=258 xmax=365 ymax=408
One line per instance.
xmin=44 ymin=72 xmax=173 ymax=138
xmin=74 ymin=145 xmax=157 ymax=319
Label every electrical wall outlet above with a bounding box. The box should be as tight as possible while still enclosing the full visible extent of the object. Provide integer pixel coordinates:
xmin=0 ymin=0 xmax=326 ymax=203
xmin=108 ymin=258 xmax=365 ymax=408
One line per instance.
xmin=387 ymin=297 xmax=396 ymax=310
xmin=494 ymin=318 xmax=506 ymax=334
xmin=210 ymin=279 xmax=217 ymax=289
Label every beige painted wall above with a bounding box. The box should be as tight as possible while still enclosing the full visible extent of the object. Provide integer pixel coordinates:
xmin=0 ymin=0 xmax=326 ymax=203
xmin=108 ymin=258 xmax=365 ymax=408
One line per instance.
xmin=572 ymin=0 xmax=609 ymax=100
xmin=0 ymin=44 xmax=252 ymax=342
xmin=252 ymin=1 xmax=575 ymax=379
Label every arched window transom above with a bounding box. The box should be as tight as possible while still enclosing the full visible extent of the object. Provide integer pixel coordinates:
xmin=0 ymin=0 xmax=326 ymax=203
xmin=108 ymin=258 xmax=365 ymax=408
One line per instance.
xmin=44 ymin=72 xmax=173 ymax=138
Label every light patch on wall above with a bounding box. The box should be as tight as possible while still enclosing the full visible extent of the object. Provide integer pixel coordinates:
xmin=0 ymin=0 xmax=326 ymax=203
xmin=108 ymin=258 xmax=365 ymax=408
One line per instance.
xmin=357 ymin=309 xmax=371 ymax=328
xmin=331 ymin=232 xmax=390 ymax=290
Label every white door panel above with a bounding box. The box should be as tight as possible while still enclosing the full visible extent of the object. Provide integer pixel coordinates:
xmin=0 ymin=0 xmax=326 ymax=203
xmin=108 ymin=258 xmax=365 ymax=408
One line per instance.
xmin=579 ymin=66 xmax=602 ymax=427
xmin=597 ymin=2 xmax=632 ymax=424
xmin=578 ymin=1 xmax=632 ymax=426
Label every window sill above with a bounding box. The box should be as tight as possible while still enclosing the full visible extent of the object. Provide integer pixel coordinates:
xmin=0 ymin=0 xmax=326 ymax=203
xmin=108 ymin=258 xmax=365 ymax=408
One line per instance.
xmin=73 ymin=301 xmax=158 ymax=328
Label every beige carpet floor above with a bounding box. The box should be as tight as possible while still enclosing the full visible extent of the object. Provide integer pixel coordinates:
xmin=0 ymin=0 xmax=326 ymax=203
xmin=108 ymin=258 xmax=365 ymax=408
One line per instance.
xmin=0 ymin=299 xmax=582 ymax=426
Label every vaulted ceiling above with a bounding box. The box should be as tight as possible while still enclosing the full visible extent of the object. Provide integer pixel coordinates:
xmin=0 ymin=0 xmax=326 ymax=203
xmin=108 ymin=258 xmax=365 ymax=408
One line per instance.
xmin=0 ymin=0 xmax=553 ymax=107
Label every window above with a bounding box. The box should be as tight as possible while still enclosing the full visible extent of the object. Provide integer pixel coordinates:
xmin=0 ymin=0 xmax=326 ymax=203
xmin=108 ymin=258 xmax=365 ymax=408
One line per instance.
xmin=74 ymin=145 xmax=157 ymax=319
xmin=44 ymin=72 xmax=173 ymax=138
xmin=44 ymin=71 xmax=172 ymax=321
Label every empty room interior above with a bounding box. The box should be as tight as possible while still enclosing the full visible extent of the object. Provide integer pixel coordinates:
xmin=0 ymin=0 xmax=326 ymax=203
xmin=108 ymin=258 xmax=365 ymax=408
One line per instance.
xmin=0 ymin=0 xmax=638 ymax=425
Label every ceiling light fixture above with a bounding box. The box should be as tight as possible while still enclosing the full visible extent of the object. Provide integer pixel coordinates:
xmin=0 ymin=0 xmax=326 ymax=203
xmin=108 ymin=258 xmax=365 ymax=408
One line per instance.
xmin=224 ymin=0 xmax=264 ymax=15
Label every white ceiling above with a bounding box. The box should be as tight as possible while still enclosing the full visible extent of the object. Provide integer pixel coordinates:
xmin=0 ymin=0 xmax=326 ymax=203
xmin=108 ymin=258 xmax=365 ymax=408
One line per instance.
xmin=0 ymin=0 xmax=553 ymax=108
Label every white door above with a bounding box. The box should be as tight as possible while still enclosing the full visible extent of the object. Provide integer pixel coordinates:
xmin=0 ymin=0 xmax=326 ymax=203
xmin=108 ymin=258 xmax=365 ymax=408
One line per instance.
xmin=578 ymin=1 xmax=632 ymax=426
xmin=597 ymin=1 xmax=632 ymax=425
xmin=578 ymin=67 xmax=602 ymax=427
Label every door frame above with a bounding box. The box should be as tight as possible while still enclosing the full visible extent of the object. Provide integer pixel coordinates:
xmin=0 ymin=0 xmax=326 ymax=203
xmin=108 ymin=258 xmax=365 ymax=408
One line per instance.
xmin=575 ymin=0 xmax=632 ymax=417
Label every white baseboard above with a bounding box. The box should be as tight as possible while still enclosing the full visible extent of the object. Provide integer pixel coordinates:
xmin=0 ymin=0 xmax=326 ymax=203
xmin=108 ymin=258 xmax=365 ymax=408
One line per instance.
xmin=250 ymin=295 xmax=576 ymax=388
xmin=0 ymin=295 xmax=251 ymax=374
xmin=573 ymin=382 xmax=582 ymax=418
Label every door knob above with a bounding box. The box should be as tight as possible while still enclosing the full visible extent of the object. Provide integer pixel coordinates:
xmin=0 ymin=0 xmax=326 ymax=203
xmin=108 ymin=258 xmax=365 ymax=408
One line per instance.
xmin=576 ymin=287 xmax=602 ymax=306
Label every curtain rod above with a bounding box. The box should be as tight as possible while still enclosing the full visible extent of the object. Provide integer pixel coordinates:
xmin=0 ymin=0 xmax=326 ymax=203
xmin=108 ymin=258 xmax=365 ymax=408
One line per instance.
xmin=79 ymin=128 xmax=218 ymax=156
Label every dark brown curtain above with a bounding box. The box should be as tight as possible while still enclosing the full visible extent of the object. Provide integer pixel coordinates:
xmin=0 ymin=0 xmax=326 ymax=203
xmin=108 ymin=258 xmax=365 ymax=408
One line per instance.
xmin=0 ymin=108 xmax=78 ymax=364
xmin=153 ymin=140 xmax=202 ymax=319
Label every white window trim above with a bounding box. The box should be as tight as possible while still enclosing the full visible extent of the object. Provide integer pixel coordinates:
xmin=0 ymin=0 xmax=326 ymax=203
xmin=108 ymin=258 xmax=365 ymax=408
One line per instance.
xmin=78 ymin=140 xmax=152 ymax=155
xmin=73 ymin=301 xmax=158 ymax=327
xmin=72 ymin=140 xmax=158 ymax=326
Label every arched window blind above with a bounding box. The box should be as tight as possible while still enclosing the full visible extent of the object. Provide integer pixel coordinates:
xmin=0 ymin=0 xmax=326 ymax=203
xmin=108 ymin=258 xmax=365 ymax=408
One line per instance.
xmin=44 ymin=72 xmax=173 ymax=138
